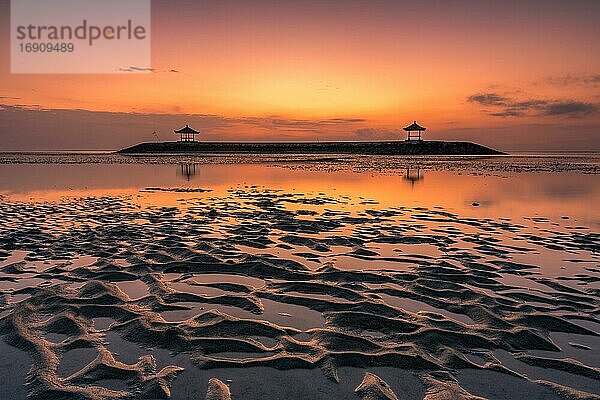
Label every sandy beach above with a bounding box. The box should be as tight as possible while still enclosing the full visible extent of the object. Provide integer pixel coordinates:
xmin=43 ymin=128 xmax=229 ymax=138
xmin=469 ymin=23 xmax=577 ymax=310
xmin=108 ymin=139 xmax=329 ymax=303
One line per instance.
xmin=2 ymin=0 xmax=599 ymax=397
xmin=0 ymin=153 xmax=598 ymax=399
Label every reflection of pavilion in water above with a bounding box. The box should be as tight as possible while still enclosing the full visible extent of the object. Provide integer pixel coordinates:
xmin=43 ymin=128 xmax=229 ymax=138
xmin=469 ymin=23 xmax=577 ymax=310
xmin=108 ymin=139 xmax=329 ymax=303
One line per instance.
xmin=177 ymin=163 xmax=198 ymax=181
xmin=403 ymin=167 xmax=424 ymax=187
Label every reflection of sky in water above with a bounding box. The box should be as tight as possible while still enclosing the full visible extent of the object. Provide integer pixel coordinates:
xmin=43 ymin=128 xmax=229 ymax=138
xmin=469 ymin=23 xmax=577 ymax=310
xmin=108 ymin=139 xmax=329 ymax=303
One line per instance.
xmin=0 ymin=155 xmax=598 ymax=228
xmin=0 ymin=154 xmax=599 ymax=399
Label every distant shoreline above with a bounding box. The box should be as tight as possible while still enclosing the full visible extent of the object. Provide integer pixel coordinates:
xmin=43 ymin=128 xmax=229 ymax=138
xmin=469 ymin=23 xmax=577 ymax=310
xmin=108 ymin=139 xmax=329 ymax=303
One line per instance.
xmin=117 ymin=140 xmax=505 ymax=155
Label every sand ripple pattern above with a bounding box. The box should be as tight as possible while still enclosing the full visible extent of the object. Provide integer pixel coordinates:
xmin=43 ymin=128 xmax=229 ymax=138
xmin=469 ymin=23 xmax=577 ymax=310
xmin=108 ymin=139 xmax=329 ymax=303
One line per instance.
xmin=0 ymin=188 xmax=599 ymax=399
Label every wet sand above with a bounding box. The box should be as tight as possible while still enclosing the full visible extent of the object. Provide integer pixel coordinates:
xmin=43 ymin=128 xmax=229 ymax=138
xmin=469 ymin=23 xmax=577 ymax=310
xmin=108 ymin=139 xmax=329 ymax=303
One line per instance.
xmin=0 ymin=154 xmax=598 ymax=399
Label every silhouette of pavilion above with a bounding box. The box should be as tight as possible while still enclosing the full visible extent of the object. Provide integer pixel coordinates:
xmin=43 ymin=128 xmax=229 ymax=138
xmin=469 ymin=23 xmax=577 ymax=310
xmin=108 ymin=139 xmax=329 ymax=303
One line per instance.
xmin=174 ymin=125 xmax=199 ymax=142
xmin=403 ymin=121 xmax=426 ymax=141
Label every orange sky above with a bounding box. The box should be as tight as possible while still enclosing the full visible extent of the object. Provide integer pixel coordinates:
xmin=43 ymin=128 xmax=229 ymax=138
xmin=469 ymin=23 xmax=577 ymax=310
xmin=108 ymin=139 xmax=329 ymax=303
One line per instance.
xmin=1 ymin=0 xmax=599 ymax=150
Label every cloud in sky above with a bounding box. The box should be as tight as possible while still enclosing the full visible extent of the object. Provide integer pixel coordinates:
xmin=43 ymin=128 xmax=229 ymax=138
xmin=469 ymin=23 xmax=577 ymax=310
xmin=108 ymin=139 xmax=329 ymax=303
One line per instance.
xmin=542 ymin=101 xmax=598 ymax=116
xmin=468 ymin=93 xmax=598 ymax=118
xmin=354 ymin=128 xmax=403 ymax=140
xmin=0 ymin=103 xmax=374 ymax=150
xmin=466 ymin=93 xmax=509 ymax=106
xmin=545 ymin=74 xmax=600 ymax=88
xmin=2 ymin=103 xmax=599 ymax=151
xmin=117 ymin=66 xmax=182 ymax=73
xmin=117 ymin=66 xmax=155 ymax=72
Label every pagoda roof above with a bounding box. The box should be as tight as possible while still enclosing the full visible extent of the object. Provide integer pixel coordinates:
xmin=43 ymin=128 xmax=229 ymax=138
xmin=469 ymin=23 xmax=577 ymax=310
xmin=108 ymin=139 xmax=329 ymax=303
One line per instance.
xmin=403 ymin=121 xmax=426 ymax=131
xmin=174 ymin=125 xmax=199 ymax=134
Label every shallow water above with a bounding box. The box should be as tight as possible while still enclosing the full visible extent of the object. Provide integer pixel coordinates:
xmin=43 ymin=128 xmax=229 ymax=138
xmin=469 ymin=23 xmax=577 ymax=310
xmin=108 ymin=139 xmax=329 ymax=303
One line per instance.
xmin=0 ymin=153 xmax=598 ymax=399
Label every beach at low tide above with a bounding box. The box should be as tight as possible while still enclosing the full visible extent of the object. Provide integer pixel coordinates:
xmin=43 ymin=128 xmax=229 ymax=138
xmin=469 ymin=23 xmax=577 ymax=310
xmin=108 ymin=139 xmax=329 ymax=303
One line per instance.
xmin=0 ymin=153 xmax=598 ymax=400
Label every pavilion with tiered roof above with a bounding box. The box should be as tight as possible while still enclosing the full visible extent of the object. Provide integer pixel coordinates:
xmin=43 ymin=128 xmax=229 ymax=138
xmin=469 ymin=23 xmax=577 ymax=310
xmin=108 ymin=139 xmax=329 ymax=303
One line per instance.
xmin=403 ymin=121 xmax=426 ymax=141
xmin=174 ymin=125 xmax=200 ymax=142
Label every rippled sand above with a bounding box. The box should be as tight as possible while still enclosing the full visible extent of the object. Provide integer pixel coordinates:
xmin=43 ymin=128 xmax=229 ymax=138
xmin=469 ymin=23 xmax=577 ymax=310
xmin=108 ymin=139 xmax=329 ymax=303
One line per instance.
xmin=0 ymin=156 xmax=599 ymax=399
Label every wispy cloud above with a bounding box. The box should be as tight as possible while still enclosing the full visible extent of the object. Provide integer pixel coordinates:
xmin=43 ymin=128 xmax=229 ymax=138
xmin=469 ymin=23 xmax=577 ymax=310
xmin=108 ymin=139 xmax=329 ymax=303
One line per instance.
xmin=545 ymin=74 xmax=600 ymax=88
xmin=354 ymin=128 xmax=402 ymax=140
xmin=542 ymin=101 xmax=597 ymax=116
xmin=117 ymin=66 xmax=155 ymax=73
xmin=2 ymin=102 xmax=600 ymax=151
xmin=0 ymin=103 xmax=374 ymax=149
xmin=468 ymin=92 xmax=598 ymax=118
xmin=117 ymin=66 xmax=182 ymax=73
xmin=467 ymin=93 xmax=509 ymax=106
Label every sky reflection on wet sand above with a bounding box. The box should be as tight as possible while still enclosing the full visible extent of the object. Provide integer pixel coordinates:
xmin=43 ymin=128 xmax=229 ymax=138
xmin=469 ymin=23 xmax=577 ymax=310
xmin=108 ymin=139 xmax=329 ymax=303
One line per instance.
xmin=0 ymin=154 xmax=598 ymax=399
